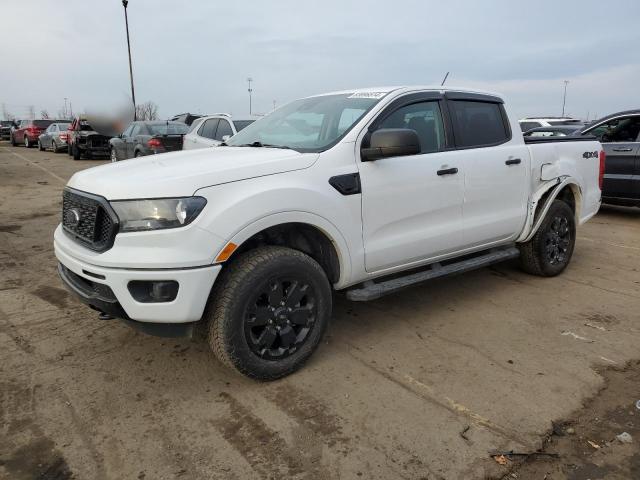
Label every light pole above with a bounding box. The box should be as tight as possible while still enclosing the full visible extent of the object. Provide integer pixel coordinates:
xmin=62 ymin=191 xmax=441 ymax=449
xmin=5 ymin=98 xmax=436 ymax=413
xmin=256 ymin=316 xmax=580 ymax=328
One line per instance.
xmin=122 ymin=0 xmax=137 ymax=120
xmin=247 ymin=77 xmax=253 ymax=116
xmin=561 ymin=80 xmax=569 ymax=117
xmin=64 ymin=97 xmax=68 ymax=118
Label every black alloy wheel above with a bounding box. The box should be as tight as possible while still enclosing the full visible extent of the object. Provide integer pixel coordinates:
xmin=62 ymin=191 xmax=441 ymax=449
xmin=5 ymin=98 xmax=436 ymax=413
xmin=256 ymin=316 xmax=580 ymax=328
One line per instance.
xmin=544 ymin=215 xmax=571 ymax=265
xmin=244 ymin=277 xmax=317 ymax=360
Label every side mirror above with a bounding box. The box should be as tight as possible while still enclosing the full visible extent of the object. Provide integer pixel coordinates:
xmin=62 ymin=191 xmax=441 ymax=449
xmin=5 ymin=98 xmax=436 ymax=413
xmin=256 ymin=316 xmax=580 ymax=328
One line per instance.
xmin=221 ymin=135 xmax=231 ymax=142
xmin=361 ymin=128 xmax=421 ymax=161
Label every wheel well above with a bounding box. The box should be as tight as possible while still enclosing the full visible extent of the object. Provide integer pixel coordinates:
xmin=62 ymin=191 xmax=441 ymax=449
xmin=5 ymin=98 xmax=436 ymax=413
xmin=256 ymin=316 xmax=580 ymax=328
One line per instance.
xmin=534 ymin=183 xmax=579 ymax=225
xmin=225 ymin=223 xmax=341 ymax=284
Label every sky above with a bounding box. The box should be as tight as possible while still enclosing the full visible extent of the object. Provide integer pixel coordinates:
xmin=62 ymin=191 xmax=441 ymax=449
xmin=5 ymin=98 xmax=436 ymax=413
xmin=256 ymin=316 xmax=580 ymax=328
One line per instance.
xmin=1 ymin=0 xmax=639 ymax=121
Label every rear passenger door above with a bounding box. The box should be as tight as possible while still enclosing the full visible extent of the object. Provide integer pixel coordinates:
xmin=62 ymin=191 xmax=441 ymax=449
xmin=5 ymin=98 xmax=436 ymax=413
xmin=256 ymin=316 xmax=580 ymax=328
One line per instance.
xmin=583 ymin=115 xmax=640 ymax=201
xmin=215 ymin=119 xmax=233 ymax=141
xmin=445 ymin=94 xmax=528 ymax=248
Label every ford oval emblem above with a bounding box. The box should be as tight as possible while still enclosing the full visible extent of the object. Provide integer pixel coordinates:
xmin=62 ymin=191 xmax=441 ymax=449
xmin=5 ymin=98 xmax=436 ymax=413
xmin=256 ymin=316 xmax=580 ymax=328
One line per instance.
xmin=65 ymin=208 xmax=81 ymax=227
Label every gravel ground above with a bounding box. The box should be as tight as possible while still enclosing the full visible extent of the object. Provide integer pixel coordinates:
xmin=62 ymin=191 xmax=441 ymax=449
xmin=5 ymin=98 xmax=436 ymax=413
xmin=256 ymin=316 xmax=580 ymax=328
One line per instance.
xmin=1 ymin=142 xmax=639 ymax=480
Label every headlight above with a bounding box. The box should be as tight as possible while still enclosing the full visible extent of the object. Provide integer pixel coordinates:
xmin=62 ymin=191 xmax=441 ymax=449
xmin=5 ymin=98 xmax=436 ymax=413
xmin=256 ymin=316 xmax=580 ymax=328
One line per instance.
xmin=110 ymin=197 xmax=207 ymax=232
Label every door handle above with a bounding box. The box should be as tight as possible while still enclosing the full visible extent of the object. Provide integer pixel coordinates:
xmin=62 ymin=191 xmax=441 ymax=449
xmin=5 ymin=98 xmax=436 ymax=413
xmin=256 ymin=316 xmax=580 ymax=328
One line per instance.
xmin=612 ymin=147 xmax=632 ymax=152
xmin=437 ymin=167 xmax=458 ymax=176
xmin=505 ymin=158 xmax=522 ymax=165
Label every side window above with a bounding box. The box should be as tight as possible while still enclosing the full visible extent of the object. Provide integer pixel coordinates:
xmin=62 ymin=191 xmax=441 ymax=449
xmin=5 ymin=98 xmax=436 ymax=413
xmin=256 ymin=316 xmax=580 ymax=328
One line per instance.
xmin=377 ymin=101 xmax=445 ymax=153
xmin=131 ymin=125 xmax=142 ymax=137
xmin=449 ymin=100 xmax=509 ymax=148
xmin=215 ymin=120 xmax=233 ymax=140
xmin=198 ymin=119 xmax=219 ymax=140
xmin=586 ymin=116 xmax=640 ymax=143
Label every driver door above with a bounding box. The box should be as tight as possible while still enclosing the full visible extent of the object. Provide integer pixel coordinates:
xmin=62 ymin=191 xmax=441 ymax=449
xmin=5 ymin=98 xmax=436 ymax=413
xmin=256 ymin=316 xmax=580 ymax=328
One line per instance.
xmin=357 ymin=94 xmax=466 ymax=273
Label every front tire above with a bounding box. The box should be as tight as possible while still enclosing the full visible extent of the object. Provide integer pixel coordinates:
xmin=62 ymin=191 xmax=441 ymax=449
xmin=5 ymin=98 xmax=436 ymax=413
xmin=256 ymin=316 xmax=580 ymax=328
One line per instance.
xmin=72 ymin=144 xmax=81 ymax=160
xmin=25 ymin=135 xmax=32 ymax=148
xmin=110 ymin=148 xmax=118 ymax=162
xmin=204 ymin=246 xmax=332 ymax=380
xmin=10 ymin=135 xmax=17 ymax=147
xmin=38 ymin=140 xmax=44 ymax=151
xmin=519 ymin=199 xmax=576 ymax=277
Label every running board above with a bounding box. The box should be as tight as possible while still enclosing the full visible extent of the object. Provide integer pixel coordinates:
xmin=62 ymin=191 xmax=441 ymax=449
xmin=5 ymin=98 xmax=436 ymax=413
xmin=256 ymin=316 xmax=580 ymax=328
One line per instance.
xmin=346 ymin=247 xmax=520 ymax=302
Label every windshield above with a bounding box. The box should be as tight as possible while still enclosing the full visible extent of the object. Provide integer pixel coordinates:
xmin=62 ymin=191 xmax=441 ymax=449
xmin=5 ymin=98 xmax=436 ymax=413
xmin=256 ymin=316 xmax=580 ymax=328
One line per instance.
xmin=226 ymin=93 xmax=385 ymax=152
xmin=148 ymin=123 xmax=189 ymax=135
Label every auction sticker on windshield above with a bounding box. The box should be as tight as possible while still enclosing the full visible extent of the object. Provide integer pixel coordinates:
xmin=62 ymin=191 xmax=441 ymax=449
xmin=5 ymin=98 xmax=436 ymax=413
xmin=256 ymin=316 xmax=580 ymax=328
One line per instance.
xmin=348 ymin=92 xmax=387 ymax=99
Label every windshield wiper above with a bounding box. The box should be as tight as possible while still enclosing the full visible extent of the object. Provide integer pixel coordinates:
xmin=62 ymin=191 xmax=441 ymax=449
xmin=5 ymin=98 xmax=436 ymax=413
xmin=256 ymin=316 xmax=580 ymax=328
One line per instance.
xmin=235 ymin=141 xmax=291 ymax=149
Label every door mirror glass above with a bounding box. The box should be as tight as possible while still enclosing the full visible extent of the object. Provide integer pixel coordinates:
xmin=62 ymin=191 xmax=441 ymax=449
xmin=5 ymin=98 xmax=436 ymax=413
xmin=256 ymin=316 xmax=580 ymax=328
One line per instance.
xmin=221 ymin=135 xmax=231 ymax=142
xmin=361 ymin=128 xmax=421 ymax=161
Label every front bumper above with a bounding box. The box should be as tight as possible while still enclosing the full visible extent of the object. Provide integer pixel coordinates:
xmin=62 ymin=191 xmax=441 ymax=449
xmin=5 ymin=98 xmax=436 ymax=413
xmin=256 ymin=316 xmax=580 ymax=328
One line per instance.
xmin=55 ymin=238 xmax=221 ymax=325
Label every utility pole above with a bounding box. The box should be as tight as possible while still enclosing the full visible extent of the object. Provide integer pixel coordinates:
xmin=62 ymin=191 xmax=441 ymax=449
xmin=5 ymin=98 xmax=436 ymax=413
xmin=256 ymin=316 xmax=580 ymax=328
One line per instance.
xmin=247 ymin=77 xmax=253 ymax=116
xmin=122 ymin=0 xmax=137 ymax=120
xmin=561 ymin=80 xmax=569 ymax=117
xmin=64 ymin=98 xmax=68 ymax=118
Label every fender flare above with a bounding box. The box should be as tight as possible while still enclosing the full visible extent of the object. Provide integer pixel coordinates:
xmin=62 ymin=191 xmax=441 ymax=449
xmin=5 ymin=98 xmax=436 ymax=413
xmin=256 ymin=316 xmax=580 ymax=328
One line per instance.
xmin=215 ymin=211 xmax=353 ymax=288
xmin=517 ymin=176 xmax=582 ymax=243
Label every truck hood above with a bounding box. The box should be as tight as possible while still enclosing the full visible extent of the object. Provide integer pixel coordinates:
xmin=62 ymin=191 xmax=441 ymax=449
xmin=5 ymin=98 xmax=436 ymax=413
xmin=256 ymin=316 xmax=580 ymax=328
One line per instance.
xmin=67 ymin=147 xmax=319 ymax=199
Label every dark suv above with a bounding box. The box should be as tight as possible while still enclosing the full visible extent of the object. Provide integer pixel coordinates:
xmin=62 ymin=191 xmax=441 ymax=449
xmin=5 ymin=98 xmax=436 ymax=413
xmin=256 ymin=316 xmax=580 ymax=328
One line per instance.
xmin=0 ymin=120 xmax=15 ymax=140
xmin=577 ymin=109 xmax=640 ymax=207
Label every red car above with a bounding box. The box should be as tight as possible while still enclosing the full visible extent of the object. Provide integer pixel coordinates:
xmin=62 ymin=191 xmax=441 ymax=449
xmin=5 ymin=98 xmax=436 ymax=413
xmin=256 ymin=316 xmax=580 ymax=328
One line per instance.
xmin=11 ymin=119 xmax=57 ymax=148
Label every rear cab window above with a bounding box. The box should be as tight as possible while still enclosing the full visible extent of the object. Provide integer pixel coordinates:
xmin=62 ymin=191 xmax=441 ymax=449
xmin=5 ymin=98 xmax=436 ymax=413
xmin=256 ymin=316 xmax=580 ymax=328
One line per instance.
xmin=449 ymin=100 xmax=510 ymax=148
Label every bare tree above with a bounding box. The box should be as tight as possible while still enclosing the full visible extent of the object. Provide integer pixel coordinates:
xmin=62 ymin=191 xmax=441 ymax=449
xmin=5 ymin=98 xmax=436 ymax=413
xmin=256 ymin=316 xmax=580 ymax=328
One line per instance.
xmin=2 ymin=103 xmax=15 ymax=121
xmin=135 ymin=101 xmax=159 ymax=121
xmin=40 ymin=110 xmax=50 ymax=119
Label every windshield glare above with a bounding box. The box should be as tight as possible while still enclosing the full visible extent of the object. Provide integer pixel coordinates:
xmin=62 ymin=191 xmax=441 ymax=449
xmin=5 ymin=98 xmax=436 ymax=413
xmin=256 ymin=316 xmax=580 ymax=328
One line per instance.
xmin=226 ymin=93 xmax=383 ymax=152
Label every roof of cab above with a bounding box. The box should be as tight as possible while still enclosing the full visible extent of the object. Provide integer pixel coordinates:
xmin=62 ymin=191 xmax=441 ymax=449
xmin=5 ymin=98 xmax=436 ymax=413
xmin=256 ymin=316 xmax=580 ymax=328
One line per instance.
xmin=308 ymin=85 xmax=503 ymax=99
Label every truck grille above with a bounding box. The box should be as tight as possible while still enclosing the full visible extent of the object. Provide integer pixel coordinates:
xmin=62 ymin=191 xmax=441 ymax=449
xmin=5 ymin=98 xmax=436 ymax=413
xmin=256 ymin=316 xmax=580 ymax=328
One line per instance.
xmin=62 ymin=188 xmax=118 ymax=252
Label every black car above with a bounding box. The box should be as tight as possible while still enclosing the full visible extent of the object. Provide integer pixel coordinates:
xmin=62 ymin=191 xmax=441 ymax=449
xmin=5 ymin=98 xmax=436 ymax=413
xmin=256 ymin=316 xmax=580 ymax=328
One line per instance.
xmin=0 ymin=120 xmax=15 ymax=140
xmin=577 ymin=110 xmax=640 ymax=207
xmin=109 ymin=121 xmax=189 ymax=161
xmin=523 ymin=125 xmax=583 ymax=137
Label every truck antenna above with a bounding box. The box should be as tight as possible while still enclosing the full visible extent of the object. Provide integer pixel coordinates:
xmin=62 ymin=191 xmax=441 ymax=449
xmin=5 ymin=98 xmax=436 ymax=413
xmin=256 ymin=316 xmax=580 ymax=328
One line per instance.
xmin=441 ymin=72 xmax=450 ymax=86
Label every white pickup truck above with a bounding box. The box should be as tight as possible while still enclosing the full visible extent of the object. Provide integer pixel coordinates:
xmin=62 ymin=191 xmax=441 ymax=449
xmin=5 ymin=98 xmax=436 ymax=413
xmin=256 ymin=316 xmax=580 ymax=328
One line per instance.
xmin=54 ymin=86 xmax=603 ymax=380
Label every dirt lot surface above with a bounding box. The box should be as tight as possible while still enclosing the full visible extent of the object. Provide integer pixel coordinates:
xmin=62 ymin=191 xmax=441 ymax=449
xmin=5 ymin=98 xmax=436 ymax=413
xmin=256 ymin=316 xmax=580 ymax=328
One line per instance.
xmin=1 ymin=142 xmax=639 ymax=480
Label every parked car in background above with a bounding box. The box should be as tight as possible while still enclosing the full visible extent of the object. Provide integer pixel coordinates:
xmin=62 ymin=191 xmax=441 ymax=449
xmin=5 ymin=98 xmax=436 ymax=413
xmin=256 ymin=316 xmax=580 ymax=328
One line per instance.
xmin=183 ymin=114 xmax=255 ymax=150
xmin=67 ymin=117 xmax=112 ymax=160
xmin=576 ymin=109 xmax=640 ymax=207
xmin=0 ymin=120 xmax=15 ymax=140
xmin=523 ymin=125 xmax=583 ymax=137
xmin=519 ymin=117 xmax=583 ymax=132
xmin=11 ymin=119 xmax=57 ymax=147
xmin=109 ymin=121 xmax=189 ymax=162
xmin=38 ymin=121 xmax=72 ymax=152
xmin=169 ymin=113 xmax=202 ymax=126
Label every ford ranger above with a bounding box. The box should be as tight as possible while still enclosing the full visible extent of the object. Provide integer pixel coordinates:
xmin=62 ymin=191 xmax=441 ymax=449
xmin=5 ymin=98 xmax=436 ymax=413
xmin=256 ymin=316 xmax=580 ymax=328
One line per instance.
xmin=54 ymin=86 xmax=603 ymax=380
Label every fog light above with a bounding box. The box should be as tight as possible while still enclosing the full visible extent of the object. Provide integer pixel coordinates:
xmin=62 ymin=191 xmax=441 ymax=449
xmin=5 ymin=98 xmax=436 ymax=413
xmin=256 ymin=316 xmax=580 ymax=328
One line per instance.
xmin=128 ymin=281 xmax=179 ymax=303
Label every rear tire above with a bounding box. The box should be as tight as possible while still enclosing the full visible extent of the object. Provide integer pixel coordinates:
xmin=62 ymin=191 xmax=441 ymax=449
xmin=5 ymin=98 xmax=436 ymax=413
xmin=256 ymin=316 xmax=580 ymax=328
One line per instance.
xmin=38 ymin=140 xmax=44 ymax=151
xmin=204 ymin=246 xmax=332 ymax=380
xmin=25 ymin=136 xmax=32 ymax=148
xmin=519 ymin=199 xmax=576 ymax=277
xmin=10 ymin=135 xmax=16 ymax=147
xmin=110 ymin=148 xmax=118 ymax=162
